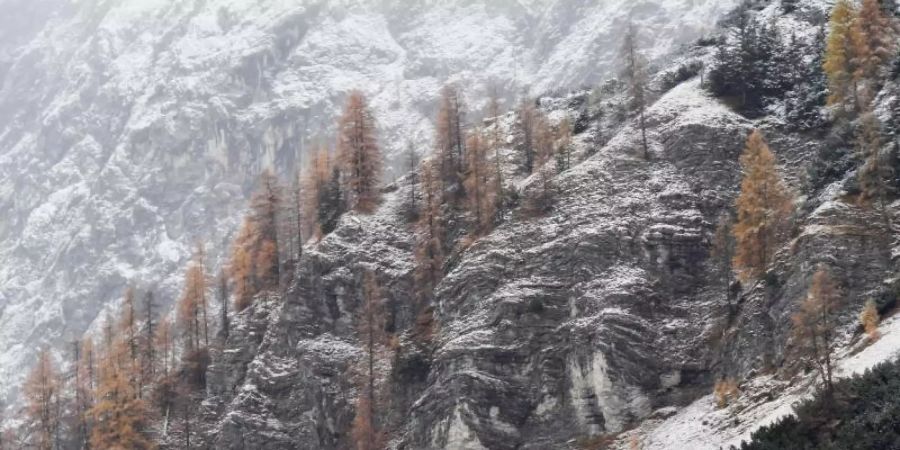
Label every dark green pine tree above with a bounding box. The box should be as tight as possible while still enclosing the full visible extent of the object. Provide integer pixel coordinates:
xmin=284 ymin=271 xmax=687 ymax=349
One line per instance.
xmin=785 ymin=26 xmax=828 ymax=130
xmin=318 ymin=165 xmax=345 ymax=235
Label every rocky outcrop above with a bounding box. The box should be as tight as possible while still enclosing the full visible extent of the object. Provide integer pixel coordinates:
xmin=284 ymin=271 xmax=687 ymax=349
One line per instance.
xmin=196 ymin=56 xmax=900 ymax=447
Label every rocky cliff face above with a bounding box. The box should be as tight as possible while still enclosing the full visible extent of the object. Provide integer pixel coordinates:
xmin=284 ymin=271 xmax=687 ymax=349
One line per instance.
xmin=196 ymin=89 xmax=899 ymax=450
xmin=0 ymin=0 xmax=735 ymax=401
xmin=193 ymin=1 xmax=900 ymax=447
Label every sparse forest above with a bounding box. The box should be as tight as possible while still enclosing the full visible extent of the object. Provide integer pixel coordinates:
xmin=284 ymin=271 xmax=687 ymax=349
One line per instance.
xmin=7 ymin=0 xmax=900 ymax=449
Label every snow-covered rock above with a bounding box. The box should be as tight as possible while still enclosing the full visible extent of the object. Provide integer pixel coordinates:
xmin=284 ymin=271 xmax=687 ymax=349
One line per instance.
xmin=0 ymin=0 xmax=737 ymax=403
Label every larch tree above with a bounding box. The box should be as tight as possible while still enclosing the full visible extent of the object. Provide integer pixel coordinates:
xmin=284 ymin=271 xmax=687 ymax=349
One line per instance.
xmin=851 ymin=0 xmax=896 ymax=101
xmin=338 ymin=91 xmax=382 ymax=213
xmin=619 ymin=20 xmax=650 ymax=159
xmin=230 ymin=218 xmax=256 ymax=312
xmin=404 ymin=142 xmax=420 ymax=222
xmin=860 ymin=298 xmax=881 ymax=340
xmin=791 ymin=266 xmax=844 ymax=393
xmin=24 ymin=349 xmax=60 ymax=450
xmin=228 ymin=172 xmax=283 ymax=311
xmin=824 ymin=0 xmax=860 ymax=113
xmin=414 ymin=160 xmax=446 ymax=304
xmin=119 ymin=286 xmax=139 ymax=396
xmin=303 ymin=144 xmax=342 ymax=236
xmin=517 ymin=98 xmax=538 ymax=174
xmin=302 ymin=144 xmax=327 ymax=236
xmin=436 ymin=85 xmax=467 ymax=191
xmin=732 ymin=130 xmax=793 ymax=282
xmin=351 ymin=271 xmax=388 ymax=450
xmin=290 ymin=172 xmax=304 ymax=262
xmin=89 ymin=340 xmax=153 ymax=450
xmin=177 ymin=249 xmax=207 ymax=353
xmin=250 ymin=170 xmax=283 ymax=288
xmin=464 ymin=129 xmax=496 ymax=235
xmin=141 ymin=290 xmax=157 ymax=394
xmin=217 ymin=268 xmax=230 ymax=343
xmin=75 ymin=338 xmax=95 ymax=448
xmin=155 ymin=318 xmax=173 ymax=378
xmin=857 ymin=112 xmax=895 ymax=232
xmin=555 ymin=117 xmax=573 ymax=173
xmin=711 ymin=212 xmax=736 ymax=306
xmin=488 ymin=88 xmax=505 ymax=217
xmin=69 ymin=340 xmax=88 ymax=449
xmin=177 ymin=246 xmax=211 ymax=394
xmin=152 ymin=317 xmax=176 ymax=435
xmin=318 ymin=163 xmax=345 ymax=235
xmin=533 ymin=112 xmax=555 ymax=169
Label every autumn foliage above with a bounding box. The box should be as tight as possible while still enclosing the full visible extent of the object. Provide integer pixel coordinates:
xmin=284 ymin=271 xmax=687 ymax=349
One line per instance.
xmin=230 ymin=171 xmax=283 ymax=311
xmin=23 ymin=349 xmax=60 ymax=450
xmin=338 ymin=91 xmax=382 ymax=213
xmin=413 ymin=160 xmax=446 ymax=302
xmin=732 ymin=130 xmax=793 ymax=281
xmin=792 ymin=266 xmax=844 ymax=392
xmin=351 ymin=271 xmax=389 ymax=450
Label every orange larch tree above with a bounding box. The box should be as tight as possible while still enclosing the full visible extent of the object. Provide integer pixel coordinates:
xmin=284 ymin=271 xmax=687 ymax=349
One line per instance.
xmin=338 ymin=91 xmax=382 ymax=213
xmin=351 ymin=271 xmax=388 ymax=450
xmin=732 ymin=130 xmax=793 ymax=281
xmin=23 ymin=349 xmax=60 ymax=450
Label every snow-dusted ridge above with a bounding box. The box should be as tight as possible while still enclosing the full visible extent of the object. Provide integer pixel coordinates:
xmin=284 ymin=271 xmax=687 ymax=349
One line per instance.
xmin=616 ymin=313 xmax=900 ymax=450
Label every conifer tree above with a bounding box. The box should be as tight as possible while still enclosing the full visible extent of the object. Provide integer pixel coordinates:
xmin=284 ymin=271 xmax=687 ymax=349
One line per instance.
xmin=533 ymin=112 xmax=555 ymax=169
xmin=436 ymin=85 xmax=466 ymax=190
xmin=319 ymin=164 xmax=345 ymax=234
xmin=857 ymin=112 xmax=895 ymax=231
xmin=23 ymin=349 xmax=60 ymax=450
xmin=711 ymin=212 xmax=736 ymax=306
xmin=177 ymin=249 xmax=207 ymax=353
xmin=303 ymin=144 xmax=330 ymax=237
xmin=351 ymin=271 xmax=388 ymax=450
xmin=851 ymin=0 xmax=896 ymax=101
xmin=230 ymin=218 xmax=255 ymax=312
xmin=785 ymin=25 xmax=828 ymax=130
xmin=290 ymin=172 xmax=304 ymax=262
xmin=141 ymin=290 xmax=157 ymax=393
xmin=217 ymin=268 xmax=230 ymax=343
xmin=403 ymin=142 xmax=420 ymax=222
xmin=250 ymin=170 xmax=282 ymax=287
xmin=733 ymin=130 xmax=793 ymax=281
xmin=517 ymin=98 xmax=538 ymax=174
xmin=68 ymin=340 xmax=85 ymax=449
xmin=792 ymin=266 xmax=844 ymax=393
xmin=414 ymin=161 xmax=445 ymax=303
xmin=155 ymin=318 xmax=173 ymax=378
xmin=338 ymin=91 xmax=382 ymax=213
xmin=824 ymin=0 xmax=860 ymax=112
xmin=555 ymin=117 xmax=573 ymax=173
xmin=75 ymin=338 xmax=95 ymax=448
xmin=860 ymin=298 xmax=881 ymax=340
xmin=488 ymin=86 xmax=505 ymax=215
xmin=89 ymin=341 xmax=153 ymax=450
xmin=464 ymin=129 xmax=496 ymax=235
xmin=120 ymin=286 xmax=139 ymax=396
xmin=619 ymin=21 xmax=650 ymax=158
xmin=229 ymin=172 xmax=284 ymax=311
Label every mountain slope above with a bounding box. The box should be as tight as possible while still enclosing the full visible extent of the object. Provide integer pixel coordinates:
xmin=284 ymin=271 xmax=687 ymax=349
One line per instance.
xmin=0 ymin=0 xmax=735 ymax=400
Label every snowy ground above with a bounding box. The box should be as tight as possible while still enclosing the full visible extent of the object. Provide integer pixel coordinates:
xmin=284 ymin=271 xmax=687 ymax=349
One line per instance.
xmin=615 ymin=314 xmax=900 ymax=449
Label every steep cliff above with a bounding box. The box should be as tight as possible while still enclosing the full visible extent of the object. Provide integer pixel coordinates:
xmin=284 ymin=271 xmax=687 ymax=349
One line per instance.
xmin=191 ymin=1 xmax=900 ymax=447
xmin=0 ymin=0 xmax=735 ymax=401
